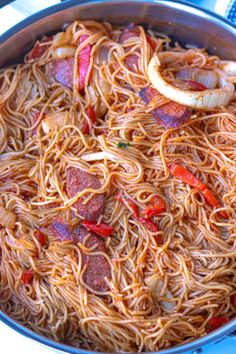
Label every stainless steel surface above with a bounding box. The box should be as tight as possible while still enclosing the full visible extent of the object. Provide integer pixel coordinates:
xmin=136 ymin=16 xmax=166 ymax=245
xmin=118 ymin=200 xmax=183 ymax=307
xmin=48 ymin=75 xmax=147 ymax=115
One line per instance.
xmin=0 ymin=1 xmax=235 ymax=353
xmin=0 ymin=0 xmax=236 ymax=68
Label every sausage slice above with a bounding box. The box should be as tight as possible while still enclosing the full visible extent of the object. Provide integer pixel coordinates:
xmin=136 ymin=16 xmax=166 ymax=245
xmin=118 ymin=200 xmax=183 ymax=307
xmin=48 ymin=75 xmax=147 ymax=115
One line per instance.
xmin=48 ymin=57 xmax=74 ymax=88
xmin=66 ymin=167 xmax=104 ymax=221
xmin=139 ymin=87 xmax=192 ymax=128
xmin=50 ymin=218 xmax=110 ymax=292
xmin=119 ymin=24 xmax=140 ymax=71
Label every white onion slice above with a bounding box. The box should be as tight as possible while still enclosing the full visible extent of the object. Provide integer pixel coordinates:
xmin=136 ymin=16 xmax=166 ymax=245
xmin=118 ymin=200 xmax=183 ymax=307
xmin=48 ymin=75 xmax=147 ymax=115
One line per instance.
xmin=52 ymin=32 xmax=71 ymax=48
xmin=42 ymin=112 xmax=68 ymax=134
xmin=157 ymin=51 xmax=185 ymax=65
xmin=86 ymin=85 xmax=108 ymax=118
xmin=0 ymin=206 xmax=16 ymax=229
xmin=97 ymin=47 xmax=111 ymax=103
xmin=81 ymin=151 xmax=136 ymax=174
xmin=81 ymin=151 xmax=119 ymax=162
xmin=52 ymin=45 xmax=76 ymax=59
xmin=98 ymin=75 xmax=111 ymax=98
xmin=145 ymin=275 xmax=175 ymax=311
xmin=98 ymin=46 xmax=109 ymax=64
xmin=221 ymin=61 xmax=236 ymax=76
xmin=148 ymin=55 xmax=235 ymax=109
xmin=87 ymin=85 xmax=98 ymax=105
xmin=176 ymin=68 xmax=218 ymax=89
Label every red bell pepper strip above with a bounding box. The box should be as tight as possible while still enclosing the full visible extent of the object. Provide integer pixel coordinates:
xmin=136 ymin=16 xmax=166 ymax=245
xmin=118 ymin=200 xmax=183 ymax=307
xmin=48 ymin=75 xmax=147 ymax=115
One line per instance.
xmin=142 ymin=195 xmax=165 ymax=218
xmin=170 ymin=164 xmax=205 ymax=191
xmin=207 ymin=317 xmax=229 ymax=332
xmin=82 ymin=220 xmax=113 ymax=237
xmin=30 ymin=111 xmax=45 ymax=137
xmin=27 ymin=37 xmax=52 ymax=61
xmin=116 ymin=192 xmax=139 ymax=219
xmin=146 ymin=35 xmax=157 ymax=51
xmin=170 ymin=164 xmax=228 ymax=219
xmin=83 ymin=105 xmax=96 ymax=134
xmin=22 ymin=270 xmax=34 ymax=284
xmin=117 ymin=192 xmax=159 ymax=231
xmin=34 ymin=230 xmax=47 ymax=247
xmin=231 ymin=294 xmax=236 ymax=307
xmin=139 ymin=217 xmax=158 ymax=232
xmin=201 ymin=189 xmax=228 ymax=219
xmin=77 ymin=35 xmax=91 ymax=94
xmin=182 ymin=79 xmax=207 ymax=91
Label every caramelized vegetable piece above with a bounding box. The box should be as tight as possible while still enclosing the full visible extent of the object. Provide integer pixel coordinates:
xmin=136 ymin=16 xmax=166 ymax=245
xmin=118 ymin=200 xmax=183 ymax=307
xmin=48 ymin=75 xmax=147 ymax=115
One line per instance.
xmin=142 ymin=195 xmax=165 ymax=218
xmin=146 ymin=35 xmax=157 ymax=51
xmin=0 ymin=206 xmax=16 ymax=229
xmin=83 ymin=105 xmax=96 ymax=134
xmin=231 ymin=294 xmax=236 ymax=307
xmin=117 ymin=192 xmax=159 ymax=232
xmin=169 ymin=164 xmax=205 ymax=191
xmin=139 ymin=87 xmax=192 ymax=128
xmin=34 ymin=230 xmax=47 ymax=246
xmin=116 ymin=192 xmax=139 ymax=219
xmin=201 ymin=189 xmax=228 ymax=218
xmin=83 ymin=220 xmax=113 ymax=237
xmin=170 ymin=164 xmax=228 ymax=218
xmin=179 ymin=79 xmax=207 ymax=91
xmin=139 ymin=217 xmax=158 ymax=232
xmin=148 ymin=54 xmax=235 ymax=109
xmin=176 ymin=67 xmax=218 ymax=89
xmin=27 ymin=37 xmax=52 ymax=61
xmin=145 ymin=275 xmax=175 ymax=310
xmin=77 ymin=35 xmax=91 ymax=94
xmin=22 ymin=270 xmax=34 ymax=284
xmin=207 ymin=317 xmax=229 ymax=332
xmin=42 ymin=112 xmax=68 ymax=134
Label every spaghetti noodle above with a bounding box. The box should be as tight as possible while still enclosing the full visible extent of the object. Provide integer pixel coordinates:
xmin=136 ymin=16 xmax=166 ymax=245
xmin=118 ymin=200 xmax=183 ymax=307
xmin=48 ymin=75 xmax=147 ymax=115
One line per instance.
xmin=0 ymin=21 xmax=235 ymax=352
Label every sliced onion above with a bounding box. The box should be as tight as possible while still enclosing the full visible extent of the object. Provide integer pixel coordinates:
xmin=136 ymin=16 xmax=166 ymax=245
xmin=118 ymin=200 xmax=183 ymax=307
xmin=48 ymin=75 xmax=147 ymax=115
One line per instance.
xmin=98 ymin=46 xmax=109 ymax=64
xmin=52 ymin=30 xmax=72 ymax=48
xmin=86 ymin=85 xmax=108 ymax=118
xmin=176 ymin=68 xmax=218 ymax=89
xmin=52 ymin=45 xmax=76 ymax=59
xmin=98 ymin=75 xmax=111 ymax=98
xmin=81 ymin=151 xmax=119 ymax=162
xmin=221 ymin=61 xmax=236 ymax=76
xmin=157 ymin=51 xmax=185 ymax=65
xmin=52 ymin=32 xmax=68 ymax=48
xmin=0 ymin=206 xmax=16 ymax=229
xmin=81 ymin=151 xmax=137 ymax=174
xmin=87 ymin=85 xmax=98 ymax=105
xmin=97 ymin=47 xmax=111 ymax=103
xmin=42 ymin=112 xmax=68 ymax=134
xmin=145 ymin=275 xmax=175 ymax=311
xmin=148 ymin=55 xmax=235 ymax=109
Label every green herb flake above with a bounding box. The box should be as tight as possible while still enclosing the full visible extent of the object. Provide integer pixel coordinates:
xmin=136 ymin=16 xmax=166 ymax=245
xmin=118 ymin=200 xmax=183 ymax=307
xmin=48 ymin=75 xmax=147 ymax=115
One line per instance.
xmin=117 ymin=142 xmax=130 ymax=149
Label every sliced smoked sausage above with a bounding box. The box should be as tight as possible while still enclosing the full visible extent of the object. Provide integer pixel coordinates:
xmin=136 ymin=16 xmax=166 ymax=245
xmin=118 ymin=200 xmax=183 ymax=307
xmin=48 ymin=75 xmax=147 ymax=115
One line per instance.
xmin=50 ymin=218 xmax=110 ymax=292
xmin=48 ymin=57 xmax=74 ymax=88
xmin=66 ymin=167 xmax=104 ymax=221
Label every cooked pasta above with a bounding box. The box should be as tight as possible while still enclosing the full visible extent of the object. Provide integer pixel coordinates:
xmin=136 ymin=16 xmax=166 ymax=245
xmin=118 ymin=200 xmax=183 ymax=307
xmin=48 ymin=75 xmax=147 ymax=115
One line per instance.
xmin=0 ymin=21 xmax=235 ymax=352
